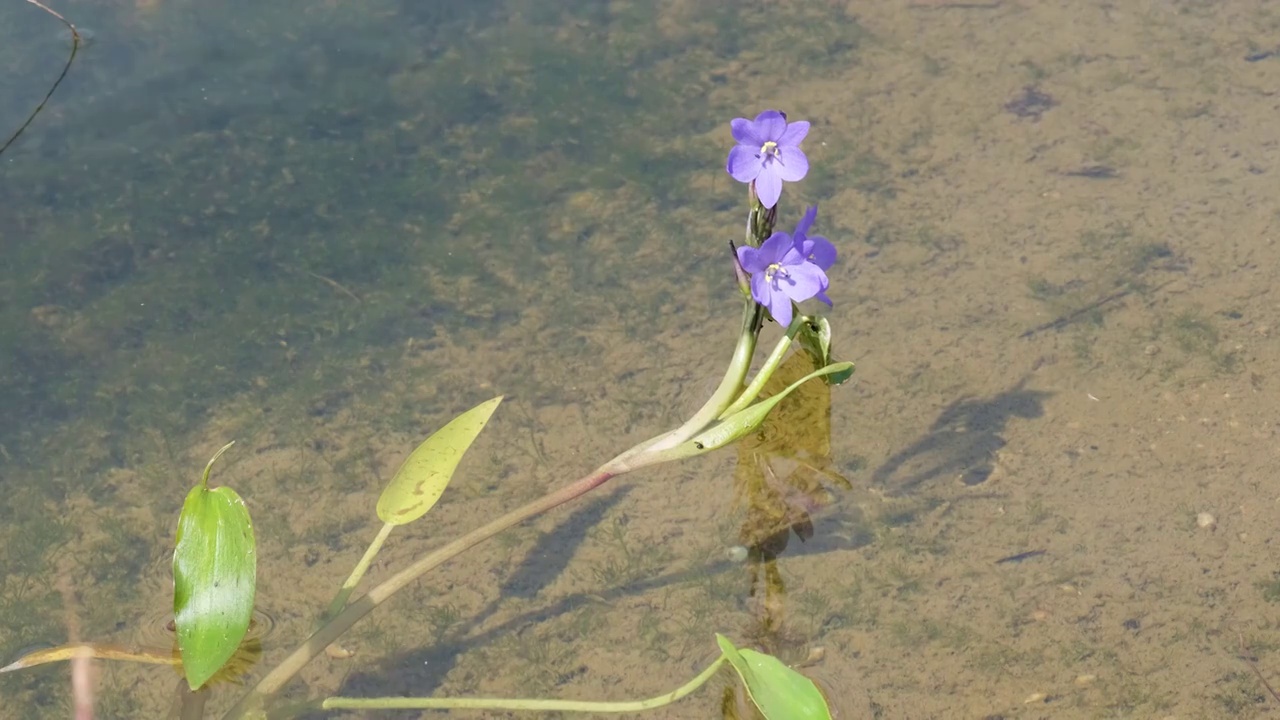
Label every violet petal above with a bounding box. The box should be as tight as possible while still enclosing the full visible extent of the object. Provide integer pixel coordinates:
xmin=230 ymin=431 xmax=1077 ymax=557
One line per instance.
xmin=803 ymin=237 xmax=837 ymax=270
xmin=782 ymin=263 xmax=827 ymax=302
xmin=730 ymin=117 xmax=761 ymax=147
xmin=793 ymin=205 xmax=818 ymax=238
xmin=754 ymin=169 xmax=783 ymax=209
xmin=727 ymin=145 xmax=763 ymax=182
xmin=757 ymin=232 xmax=794 ymax=263
xmin=775 ymin=146 xmax=809 ymax=182
xmin=753 ymin=110 xmax=788 ymax=140
xmin=778 ymin=120 xmax=810 ymax=146
xmin=736 ymin=244 xmax=767 ymax=274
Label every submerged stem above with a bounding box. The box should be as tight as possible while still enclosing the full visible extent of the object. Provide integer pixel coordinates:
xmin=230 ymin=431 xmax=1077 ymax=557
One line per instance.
xmin=321 ymin=654 xmax=726 ymax=712
xmin=177 ymin=683 xmax=209 ymax=720
xmin=223 ymin=465 xmax=624 ymax=718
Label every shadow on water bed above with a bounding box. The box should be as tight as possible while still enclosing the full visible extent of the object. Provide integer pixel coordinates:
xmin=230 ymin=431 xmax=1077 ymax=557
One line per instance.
xmin=871 ymin=380 xmax=1051 ymax=494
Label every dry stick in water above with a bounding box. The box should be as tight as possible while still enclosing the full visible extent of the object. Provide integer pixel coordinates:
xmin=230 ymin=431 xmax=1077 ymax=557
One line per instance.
xmin=0 ymin=0 xmax=81 ymax=156
xmin=1239 ymin=633 xmax=1280 ymax=704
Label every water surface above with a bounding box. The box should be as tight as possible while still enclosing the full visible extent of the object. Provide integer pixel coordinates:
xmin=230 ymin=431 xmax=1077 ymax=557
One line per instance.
xmin=2 ymin=0 xmax=1279 ymax=718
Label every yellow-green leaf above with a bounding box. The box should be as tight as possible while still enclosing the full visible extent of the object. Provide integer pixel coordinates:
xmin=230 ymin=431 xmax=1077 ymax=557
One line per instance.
xmin=716 ymin=634 xmax=831 ymax=720
xmin=173 ymin=443 xmax=256 ymax=690
xmin=0 ymin=642 xmax=179 ymax=672
xmin=377 ymin=396 xmax=503 ymax=525
xmin=689 ymin=362 xmax=853 ymax=452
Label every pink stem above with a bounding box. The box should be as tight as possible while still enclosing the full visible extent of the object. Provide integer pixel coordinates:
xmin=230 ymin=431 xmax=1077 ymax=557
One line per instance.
xmin=223 ymin=464 xmax=625 ymax=718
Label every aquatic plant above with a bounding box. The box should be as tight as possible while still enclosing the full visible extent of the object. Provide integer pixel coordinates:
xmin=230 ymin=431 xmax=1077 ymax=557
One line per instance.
xmin=3 ymin=110 xmax=852 ymax=719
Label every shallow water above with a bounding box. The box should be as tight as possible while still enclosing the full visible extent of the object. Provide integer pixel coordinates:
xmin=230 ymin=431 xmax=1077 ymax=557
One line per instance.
xmin=2 ymin=0 xmax=1280 ymax=718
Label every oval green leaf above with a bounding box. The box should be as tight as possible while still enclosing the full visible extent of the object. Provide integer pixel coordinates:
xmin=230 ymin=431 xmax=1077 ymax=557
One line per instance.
xmin=173 ymin=444 xmax=256 ymax=690
xmin=377 ymin=396 xmax=503 ymax=525
xmin=716 ymin=635 xmax=831 ymax=720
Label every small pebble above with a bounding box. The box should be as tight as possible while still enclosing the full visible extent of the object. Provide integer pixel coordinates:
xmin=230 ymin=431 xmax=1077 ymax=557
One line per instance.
xmin=1196 ymin=512 xmax=1216 ymax=530
xmin=797 ymin=646 xmax=826 ymax=667
xmin=325 ymin=644 xmax=355 ymax=659
xmin=726 ymin=545 xmax=749 ymax=562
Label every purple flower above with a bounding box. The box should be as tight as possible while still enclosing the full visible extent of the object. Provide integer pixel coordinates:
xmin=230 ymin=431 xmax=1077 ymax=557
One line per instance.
xmin=726 ymin=110 xmax=810 ymax=209
xmin=735 ymin=207 xmax=838 ymax=325
xmin=792 ymin=205 xmax=837 ymax=305
xmin=736 ymin=230 xmax=829 ymax=328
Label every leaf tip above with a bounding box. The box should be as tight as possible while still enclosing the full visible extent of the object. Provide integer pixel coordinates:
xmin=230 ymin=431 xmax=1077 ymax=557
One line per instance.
xmin=201 ymin=441 xmax=236 ymax=487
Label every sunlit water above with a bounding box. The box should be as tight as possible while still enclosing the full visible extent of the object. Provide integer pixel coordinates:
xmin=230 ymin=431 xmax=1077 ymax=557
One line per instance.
xmin=3 ymin=1 xmax=1280 ymax=718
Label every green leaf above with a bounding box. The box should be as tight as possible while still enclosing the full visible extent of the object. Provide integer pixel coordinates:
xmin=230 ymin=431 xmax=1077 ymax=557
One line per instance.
xmin=797 ymin=318 xmax=855 ymax=386
xmin=824 ymin=361 xmax=854 ymax=386
xmin=796 ymin=317 xmax=832 ymax=368
xmin=716 ymin=635 xmax=831 ymax=720
xmin=377 ymin=396 xmax=503 ymax=525
xmin=688 ymin=362 xmax=854 ymax=452
xmin=173 ymin=442 xmax=256 ymax=690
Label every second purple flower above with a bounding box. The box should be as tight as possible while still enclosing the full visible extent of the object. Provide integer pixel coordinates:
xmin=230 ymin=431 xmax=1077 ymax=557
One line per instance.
xmin=735 ymin=205 xmax=836 ymax=327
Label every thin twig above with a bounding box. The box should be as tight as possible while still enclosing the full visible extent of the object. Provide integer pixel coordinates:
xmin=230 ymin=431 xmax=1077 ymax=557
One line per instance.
xmin=0 ymin=0 xmax=81 ymax=156
xmin=1019 ymin=278 xmax=1177 ymax=340
xmin=1239 ymin=632 xmax=1280 ymax=703
xmin=278 ymin=263 xmax=363 ymax=303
